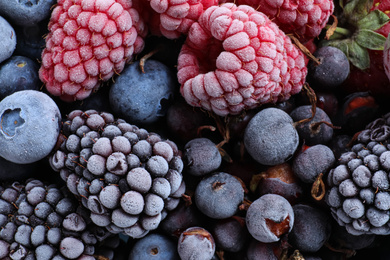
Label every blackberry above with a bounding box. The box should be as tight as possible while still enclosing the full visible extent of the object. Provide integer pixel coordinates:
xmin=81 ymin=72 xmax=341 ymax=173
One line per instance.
xmin=326 ymin=111 xmax=390 ymax=235
xmin=49 ymin=110 xmax=185 ymax=238
xmin=0 ymin=178 xmax=118 ymax=259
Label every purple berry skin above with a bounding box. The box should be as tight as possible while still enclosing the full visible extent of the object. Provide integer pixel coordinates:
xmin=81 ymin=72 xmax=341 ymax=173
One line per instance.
xmin=177 ymin=227 xmax=215 ymax=260
xmin=244 ymin=107 xmax=299 ymax=166
xmin=246 ymin=239 xmax=281 ymax=260
xmin=0 ymin=56 xmax=40 ymax=100
xmin=292 ymin=144 xmax=336 ymax=183
xmin=128 ymin=233 xmax=180 ymax=260
xmin=194 ymin=172 xmax=245 ymax=219
xmin=308 ymin=46 xmax=350 ymax=90
xmin=290 ymin=105 xmax=334 ymax=145
xmin=109 ymin=59 xmax=175 ymax=125
xmin=211 ymin=217 xmax=249 ymax=253
xmin=183 ymin=138 xmax=222 ymax=177
xmin=0 ymin=90 xmax=61 ymax=164
xmin=0 ymin=16 xmax=16 ymax=64
xmin=246 ymin=194 xmax=294 ymax=243
xmin=289 ymin=204 xmax=332 ymax=253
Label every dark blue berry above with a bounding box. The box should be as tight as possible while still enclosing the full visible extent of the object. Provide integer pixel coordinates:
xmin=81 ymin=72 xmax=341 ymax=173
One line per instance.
xmin=292 ymin=144 xmax=335 ymax=183
xmin=183 ymin=138 xmax=222 ymax=177
xmin=194 ymin=172 xmax=244 ymax=219
xmin=109 ymin=59 xmax=176 ymax=125
xmin=244 ymin=107 xmax=299 ymax=165
xmin=0 ymin=16 xmax=16 ymax=64
xmin=290 ymin=105 xmax=334 ymax=145
xmin=308 ymin=46 xmax=350 ymax=90
xmin=128 ymin=233 xmax=180 ymax=260
xmin=289 ymin=204 xmax=332 ymax=253
xmin=0 ymin=56 xmax=40 ymax=100
xmin=0 ymin=0 xmax=56 ymax=27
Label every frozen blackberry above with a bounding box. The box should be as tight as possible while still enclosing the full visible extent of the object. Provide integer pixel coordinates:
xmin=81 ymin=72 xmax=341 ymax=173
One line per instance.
xmin=326 ymin=111 xmax=390 ymax=235
xmin=0 ymin=178 xmax=119 ymax=259
xmin=49 ymin=110 xmax=185 ymax=238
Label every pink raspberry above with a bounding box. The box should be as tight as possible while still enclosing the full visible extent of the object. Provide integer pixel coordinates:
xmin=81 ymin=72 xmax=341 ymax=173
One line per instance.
xmin=39 ymin=0 xmax=147 ymax=102
xmin=177 ymin=3 xmax=307 ymax=116
xmin=135 ymin=0 xmax=218 ymax=39
xmin=235 ymin=0 xmax=334 ymax=43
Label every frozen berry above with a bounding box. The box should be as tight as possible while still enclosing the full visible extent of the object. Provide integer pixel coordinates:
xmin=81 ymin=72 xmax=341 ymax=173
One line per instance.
xmin=308 ymin=46 xmax=350 ymax=90
xmin=0 ymin=90 xmax=61 ymax=164
xmin=244 ymin=107 xmax=299 ymax=166
xmin=194 ymin=172 xmax=245 ymax=219
xmin=246 ymin=194 xmax=294 ymax=243
xmin=109 ymin=59 xmax=176 ymax=125
xmin=183 ymin=138 xmax=222 ymax=177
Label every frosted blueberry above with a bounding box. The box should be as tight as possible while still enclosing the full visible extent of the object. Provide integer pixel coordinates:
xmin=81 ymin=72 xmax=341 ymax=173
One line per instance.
xmin=244 ymin=108 xmax=299 ymax=165
xmin=177 ymin=227 xmax=215 ymax=260
xmin=183 ymin=138 xmax=222 ymax=176
xmin=0 ymin=16 xmax=16 ymax=64
xmin=0 ymin=0 xmax=56 ymax=26
xmin=246 ymin=194 xmax=294 ymax=243
xmin=109 ymin=60 xmax=175 ymax=125
xmin=194 ymin=172 xmax=244 ymax=219
xmin=0 ymin=90 xmax=61 ymax=163
xmin=292 ymin=144 xmax=335 ymax=183
xmin=128 ymin=233 xmax=180 ymax=260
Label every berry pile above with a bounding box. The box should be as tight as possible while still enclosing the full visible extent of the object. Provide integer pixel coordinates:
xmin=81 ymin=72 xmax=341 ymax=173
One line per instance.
xmin=3 ymin=0 xmax=390 ymax=259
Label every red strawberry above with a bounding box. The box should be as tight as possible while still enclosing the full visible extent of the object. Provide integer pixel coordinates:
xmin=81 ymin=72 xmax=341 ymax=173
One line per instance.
xmin=39 ymin=0 xmax=147 ymax=102
xmin=177 ymin=3 xmax=308 ymax=116
xmin=232 ymin=0 xmax=334 ymax=43
xmin=324 ymin=0 xmax=390 ymax=96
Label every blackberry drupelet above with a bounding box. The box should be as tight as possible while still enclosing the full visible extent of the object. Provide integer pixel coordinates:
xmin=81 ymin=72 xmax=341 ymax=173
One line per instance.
xmin=326 ymin=111 xmax=390 ymax=235
xmin=49 ymin=110 xmax=185 ymax=238
xmin=0 ymin=178 xmax=118 ymax=259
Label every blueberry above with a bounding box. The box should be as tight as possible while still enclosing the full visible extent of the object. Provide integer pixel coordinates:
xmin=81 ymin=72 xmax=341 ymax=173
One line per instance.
xmin=308 ymin=46 xmax=350 ymax=90
xmin=289 ymin=204 xmax=332 ymax=253
xmin=183 ymin=137 xmax=222 ymax=177
xmin=159 ymin=202 xmax=205 ymax=237
xmin=292 ymin=144 xmax=335 ymax=183
xmin=0 ymin=56 xmax=40 ymax=99
xmin=244 ymin=107 xmax=299 ymax=166
xmin=194 ymin=172 xmax=245 ymax=219
xmin=0 ymin=16 xmax=16 ymax=64
xmin=246 ymin=238 xmax=281 ymax=260
xmin=246 ymin=194 xmax=294 ymax=243
xmin=290 ymin=105 xmax=334 ymax=145
xmin=109 ymin=59 xmax=176 ymax=125
xmin=0 ymin=90 xmax=61 ymax=164
xmin=211 ymin=217 xmax=249 ymax=252
xmin=177 ymin=227 xmax=215 ymax=260
xmin=255 ymin=163 xmax=303 ymax=204
xmin=128 ymin=233 xmax=180 ymax=260
xmin=0 ymin=0 xmax=56 ymax=27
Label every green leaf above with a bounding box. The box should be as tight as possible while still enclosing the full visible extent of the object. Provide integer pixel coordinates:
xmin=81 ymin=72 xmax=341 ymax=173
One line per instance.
xmin=344 ymin=0 xmax=374 ymax=24
xmin=355 ymin=29 xmax=386 ymax=50
xmin=357 ymin=10 xmax=390 ymax=30
xmin=348 ymin=40 xmax=370 ymax=70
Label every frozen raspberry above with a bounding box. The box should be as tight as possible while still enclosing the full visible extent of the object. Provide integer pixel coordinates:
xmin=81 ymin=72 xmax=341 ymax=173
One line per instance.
xmin=135 ymin=0 xmax=218 ymax=39
xmin=177 ymin=3 xmax=307 ymax=116
xmin=235 ymin=0 xmax=334 ymax=43
xmin=39 ymin=0 xmax=147 ymax=102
